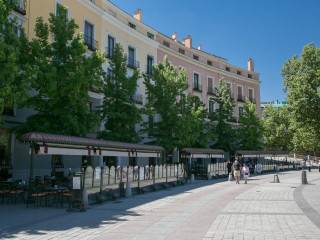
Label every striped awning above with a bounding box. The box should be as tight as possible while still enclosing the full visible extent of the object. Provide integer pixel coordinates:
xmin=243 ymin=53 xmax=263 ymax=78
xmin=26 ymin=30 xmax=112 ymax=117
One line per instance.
xmin=180 ymin=148 xmax=225 ymax=158
xmin=236 ymin=150 xmax=289 ymax=157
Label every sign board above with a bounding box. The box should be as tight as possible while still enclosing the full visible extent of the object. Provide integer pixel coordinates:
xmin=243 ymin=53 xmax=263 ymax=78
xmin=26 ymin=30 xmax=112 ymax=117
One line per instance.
xmin=73 ymin=176 xmax=81 ymax=190
xmin=139 ymin=167 xmax=145 ymax=180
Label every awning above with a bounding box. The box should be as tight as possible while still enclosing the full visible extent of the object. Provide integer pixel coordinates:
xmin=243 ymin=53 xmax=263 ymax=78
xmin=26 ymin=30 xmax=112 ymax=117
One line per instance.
xmin=180 ymin=148 xmax=225 ymax=158
xmin=21 ymin=132 xmax=164 ymax=157
xmin=235 ymin=150 xmax=289 ymax=157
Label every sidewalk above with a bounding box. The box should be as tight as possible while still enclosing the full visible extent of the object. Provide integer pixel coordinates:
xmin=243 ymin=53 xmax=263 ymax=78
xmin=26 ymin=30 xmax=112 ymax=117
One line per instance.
xmin=0 ymin=170 xmax=319 ymax=240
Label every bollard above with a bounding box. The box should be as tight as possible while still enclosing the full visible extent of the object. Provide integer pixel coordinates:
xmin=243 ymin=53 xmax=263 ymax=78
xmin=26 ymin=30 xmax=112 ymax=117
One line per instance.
xmin=302 ymin=170 xmax=308 ymax=184
xmin=207 ymin=172 xmax=212 ymax=180
xmin=228 ymin=173 xmax=232 ymax=181
xmin=125 ymin=182 xmax=132 ymax=197
xmin=190 ymin=174 xmax=195 ymax=184
xmin=274 ymin=174 xmax=280 ymax=183
xmin=82 ymin=188 xmax=88 ymax=211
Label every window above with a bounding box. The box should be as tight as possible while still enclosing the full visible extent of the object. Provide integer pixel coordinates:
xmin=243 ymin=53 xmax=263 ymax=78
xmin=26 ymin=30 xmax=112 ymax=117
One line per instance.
xmin=178 ymin=48 xmax=185 ymax=54
xmin=129 ymin=22 xmax=136 ymax=29
xmin=237 ymin=86 xmax=243 ymax=101
xmin=147 ymin=55 xmax=153 ymax=74
xmin=56 ymin=2 xmax=69 ymax=19
xmin=237 ymin=71 xmax=241 ymax=75
xmin=107 ymin=35 xmax=115 ymax=58
xmin=248 ymin=74 xmax=252 ymax=79
xmin=239 ymin=107 xmax=244 ymax=117
xmin=193 ymin=73 xmax=201 ymax=91
xmin=249 ymin=88 xmax=254 ymax=102
xmin=226 ymin=67 xmax=230 ymax=72
xmin=84 ymin=21 xmax=94 ymax=49
xmin=163 ymin=41 xmax=170 ymax=47
xmin=193 ymin=55 xmax=199 ymax=60
xmin=209 ymin=101 xmax=215 ymax=113
xmin=103 ymin=156 xmax=116 ymax=167
xmin=127 ymin=46 xmax=137 ymax=68
xmin=147 ymin=32 xmax=154 ymax=39
xmin=207 ymin=60 xmax=212 ymax=66
xmin=226 ymin=82 xmax=233 ymax=98
xmin=13 ymin=25 xmax=19 ymax=36
xmin=207 ymin=77 xmax=214 ymax=95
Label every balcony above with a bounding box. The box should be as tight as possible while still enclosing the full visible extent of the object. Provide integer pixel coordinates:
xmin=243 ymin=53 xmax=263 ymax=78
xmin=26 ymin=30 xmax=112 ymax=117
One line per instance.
xmin=193 ymin=84 xmax=202 ymax=92
xmin=207 ymin=87 xmax=216 ymax=95
xmin=14 ymin=0 xmax=26 ymax=15
xmin=130 ymin=94 xmax=143 ymax=105
xmin=249 ymin=97 xmax=256 ymax=104
xmin=237 ymin=95 xmax=245 ymax=102
xmin=127 ymin=57 xmax=140 ymax=69
xmin=146 ymin=65 xmax=153 ymax=75
xmin=84 ymin=34 xmax=99 ymax=51
xmin=105 ymin=47 xmax=114 ymax=59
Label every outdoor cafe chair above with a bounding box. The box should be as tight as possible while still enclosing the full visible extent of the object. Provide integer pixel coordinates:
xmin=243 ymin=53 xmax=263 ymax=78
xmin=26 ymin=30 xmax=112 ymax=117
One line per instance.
xmin=26 ymin=184 xmax=47 ymax=208
xmin=9 ymin=180 xmax=25 ymax=204
xmin=0 ymin=183 xmax=10 ymax=204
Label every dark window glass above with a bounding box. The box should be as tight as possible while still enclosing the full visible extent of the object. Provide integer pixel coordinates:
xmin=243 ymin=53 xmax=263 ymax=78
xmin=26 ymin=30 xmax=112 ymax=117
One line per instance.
xmin=207 ymin=60 xmax=212 ymax=66
xmin=226 ymin=67 xmax=230 ymax=72
xmin=129 ymin=22 xmax=136 ymax=29
xmin=193 ymin=55 xmax=199 ymax=60
xmin=84 ymin=21 xmax=93 ymax=45
xmin=163 ymin=41 xmax=170 ymax=47
xmin=179 ymin=48 xmax=185 ymax=54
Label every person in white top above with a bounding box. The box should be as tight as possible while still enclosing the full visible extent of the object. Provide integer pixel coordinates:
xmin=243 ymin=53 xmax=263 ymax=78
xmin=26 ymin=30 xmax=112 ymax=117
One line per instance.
xmin=242 ymin=163 xmax=250 ymax=184
xmin=318 ymin=160 xmax=320 ymax=172
xmin=306 ymin=160 xmax=311 ymax=172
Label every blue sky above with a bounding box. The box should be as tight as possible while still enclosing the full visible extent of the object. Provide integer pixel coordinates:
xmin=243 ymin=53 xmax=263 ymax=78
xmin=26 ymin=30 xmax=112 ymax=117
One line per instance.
xmin=111 ymin=0 xmax=320 ymax=102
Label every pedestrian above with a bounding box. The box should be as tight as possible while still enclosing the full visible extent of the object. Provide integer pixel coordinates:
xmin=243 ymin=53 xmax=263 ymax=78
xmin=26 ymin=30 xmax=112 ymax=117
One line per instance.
xmin=242 ymin=163 xmax=250 ymax=184
xmin=226 ymin=160 xmax=232 ymax=176
xmin=318 ymin=160 xmax=320 ymax=172
xmin=306 ymin=160 xmax=311 ymax=172
xmin=233 ymin=160 xmax=241 ymax=184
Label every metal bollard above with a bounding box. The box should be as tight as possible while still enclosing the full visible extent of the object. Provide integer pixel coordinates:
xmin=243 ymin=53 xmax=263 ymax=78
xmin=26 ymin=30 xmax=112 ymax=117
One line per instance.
xmin=302 ymin=170 xmax=308 ymax=184
xmin=125 ymin=182 xmax=132 ymax=197
xmin=190 ymin=174 xmax=195 ymax=184
xmin=274 ymin=174 xmax=280 ymax=183
xmin=228 ymin=173 xmax=233 ymax=181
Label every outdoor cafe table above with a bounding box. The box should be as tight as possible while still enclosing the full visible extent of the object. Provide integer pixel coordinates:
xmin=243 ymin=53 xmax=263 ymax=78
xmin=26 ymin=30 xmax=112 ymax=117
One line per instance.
xmin=47 ymin=186 xmax=67 ymax=208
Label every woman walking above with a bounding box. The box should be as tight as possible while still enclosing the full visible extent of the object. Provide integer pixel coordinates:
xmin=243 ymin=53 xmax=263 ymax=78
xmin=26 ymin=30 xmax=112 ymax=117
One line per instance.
xmin=233 ymin=161 xmax=241 ymax=184
xmin=242 ymin=163 xmax=250 ymax=184
xmin=306 ymin=160 xmax=311 ymax=172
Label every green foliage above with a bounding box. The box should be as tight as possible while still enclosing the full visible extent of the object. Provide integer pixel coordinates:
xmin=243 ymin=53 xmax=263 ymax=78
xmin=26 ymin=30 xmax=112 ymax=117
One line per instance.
xmin=98 ymin=43 xmax=141 ymax=143
xmin=237 ymin=99 xmax=263 ymax=150
xmin=262 ymin=106 xmax=292 ymax=151
xmin=176 ymin=95 xmax=212 ymax=149
xmin=0 ymin=0 xmax=31 ymax=124
xmin=209 ymin=78 xmax=236 ymax=152
xmin=141 ymin=56 xmax=188 ymax=152
xmin=15 ymin=6 xmax=105 ymax=137
xmin=282 ymin=43 xmax=320 ymax=152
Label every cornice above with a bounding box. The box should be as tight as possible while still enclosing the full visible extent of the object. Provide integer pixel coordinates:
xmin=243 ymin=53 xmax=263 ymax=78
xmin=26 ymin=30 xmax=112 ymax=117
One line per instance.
xmin=159 ymin=45 xmax=261 ymax=85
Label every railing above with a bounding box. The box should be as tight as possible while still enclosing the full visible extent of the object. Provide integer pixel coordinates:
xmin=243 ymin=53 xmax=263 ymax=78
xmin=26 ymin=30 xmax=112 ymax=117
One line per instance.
xmin=249 ymin=97 xmax=256 ymax=104
xmin=207 ymin=87 xmax=216 ymax=95
xmin=84 ymin=34 xmax=99 ymax=51
xmin=237 ymin=95 xmax=245 ymax=102
xmin=146 ymin=65 xmax=153 ymax=75
xmin=193 ymin=84 xmax=202 ymax=92
xmin=105 ymin=47 xmax=114 ymax=59
xmin=14 ymin=0 xmax=26 ymax=15
xmin=130 ymin=94 xmax=143 ymax=105
xmin=127 ymin=57 xmax=140 ymax=69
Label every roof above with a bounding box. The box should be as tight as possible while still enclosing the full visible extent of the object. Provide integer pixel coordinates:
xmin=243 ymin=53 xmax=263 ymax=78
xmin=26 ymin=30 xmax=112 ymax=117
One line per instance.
xmin=21 ymin=132 xmax=164 ymax=152
xmin=181 ymin=148 xmax=225 ymax=154
xmin=236 ymin=150 xmax=289 ymax=157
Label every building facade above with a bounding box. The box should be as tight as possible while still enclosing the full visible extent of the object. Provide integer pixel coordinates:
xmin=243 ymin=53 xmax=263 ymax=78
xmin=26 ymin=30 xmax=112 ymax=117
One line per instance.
xmin=1 ymin=0 xmax=261 ymax=181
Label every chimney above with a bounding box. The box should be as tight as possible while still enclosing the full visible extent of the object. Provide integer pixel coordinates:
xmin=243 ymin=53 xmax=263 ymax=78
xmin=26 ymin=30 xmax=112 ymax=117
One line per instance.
xmin=134 ymin=9 xmax=142 ymax=22
xmin=198 ymin=44 xmax=202 ymax=51
xmin=172 ymin=32 xmax=178 ymax=42
xmin=248 ymin=58 xmax=254 ymax=72
xmin=183 ymin=35 xmax=192 ymax=49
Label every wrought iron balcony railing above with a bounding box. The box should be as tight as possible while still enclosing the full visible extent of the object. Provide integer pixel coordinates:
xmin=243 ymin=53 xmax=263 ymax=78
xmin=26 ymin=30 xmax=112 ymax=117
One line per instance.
xmin=207 ymin=87 xmax=216 ymax=95
xmin=237 ymin=95 xmax=245 ymax=102
xmin=14 ymin=0 xmax=26 ymax=15
xmin=249 ymin=97 xmax=256 ymax=104
xmin=105 ymin=47 xmax=114 ymax=59
xmin=193 ymin=84 xmax=202 ymax=92
xmin=127 ymin=57 xmax=140 ymax=69
xmin=84 ymin=34 xmax=99 ymax=51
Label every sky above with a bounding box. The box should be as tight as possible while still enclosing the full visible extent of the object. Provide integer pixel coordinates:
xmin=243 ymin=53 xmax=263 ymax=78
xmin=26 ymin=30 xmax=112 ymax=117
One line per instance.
xmin=110 ymin=0 xmax=320 ymax=102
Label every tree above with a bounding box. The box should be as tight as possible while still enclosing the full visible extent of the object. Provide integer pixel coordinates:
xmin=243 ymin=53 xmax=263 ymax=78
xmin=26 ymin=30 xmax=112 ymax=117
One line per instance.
xmin=282 ymin=43 xmax=320 ymax=153
xmin=15 ymin=6 xmax=106 ymax=137
xmin=98 ymin=43 xmax=141 ymax=143
xmin=262 ymin=106 xmax=293 ymax=151
xmin=209 ymin=78 xmax=236 ymax=153
xmin=237 ymin=99 xmax=263 ymax=150
xmin=141 ymin=56 xmax=188 ymax=152
xmin=0 ymin=0 xmax=31 ymax=124
xmin=176 ymin=95 xmax=212 ymax=149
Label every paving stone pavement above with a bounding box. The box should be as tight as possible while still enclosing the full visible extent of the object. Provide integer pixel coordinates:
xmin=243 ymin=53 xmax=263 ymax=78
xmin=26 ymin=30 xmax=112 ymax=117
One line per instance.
xmin=1 ymin=170 xmax=320 ymax=240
